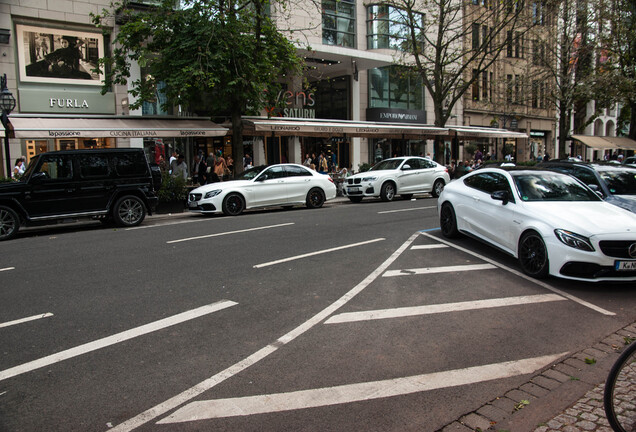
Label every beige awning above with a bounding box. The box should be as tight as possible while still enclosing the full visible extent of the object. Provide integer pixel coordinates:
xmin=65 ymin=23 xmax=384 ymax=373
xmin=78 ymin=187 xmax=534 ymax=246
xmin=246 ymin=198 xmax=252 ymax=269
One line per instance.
xmin=246 ymin=118 xmax=448 ymax=138
xmin=8 ymin=116 xmax=228 ymax=139
xmin=450 ymin=126 xmax=528 ymax=139
xmin=601 ymin=136 xmax=636 ymax=150
xmin=571 ymin=135 xmax=620 ymax=150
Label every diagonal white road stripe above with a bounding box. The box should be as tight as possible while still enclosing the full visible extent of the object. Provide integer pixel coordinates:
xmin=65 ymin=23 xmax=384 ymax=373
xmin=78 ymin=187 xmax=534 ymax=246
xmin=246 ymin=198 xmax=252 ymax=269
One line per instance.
xmin=377 ymin=206 xmax=436 ymax=214
xmin=325 ymin=294 xmax=566 ymax=324
xmin=0 ymin=313 xmax=54 ymax=329
xmin=0 ymin=300 xmax=237 ymax=382
xmin=0 ymin=267 xmax=15 ymax=272
xmin=383 ymin=263 xmax=496 ymax=277
xmin=158 ymin=352 xmax=568 ymax=423
xmin=166 ymin=223 xmax=294 ymax=244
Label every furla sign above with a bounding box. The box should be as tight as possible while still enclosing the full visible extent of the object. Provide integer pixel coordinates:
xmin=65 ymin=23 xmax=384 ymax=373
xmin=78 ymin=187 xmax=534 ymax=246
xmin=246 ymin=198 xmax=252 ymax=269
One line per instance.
xmin=50 ymin=98 xmax=89 ymax=108
xmin=17 ymin=88 xmax=116 ymax=114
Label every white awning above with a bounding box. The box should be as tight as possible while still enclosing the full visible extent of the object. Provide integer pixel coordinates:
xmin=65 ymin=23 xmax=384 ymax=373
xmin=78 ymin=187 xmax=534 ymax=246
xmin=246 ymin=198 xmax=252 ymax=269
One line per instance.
xmin=449 ymin=126 xmax=528 ymax=139
xmin=571 ymin=135 xmax=624 ymax=150
xmin=8 ymin=116 xmax=228 ymax=139
xmin=247 ymin=118 xmax=448 ymax=138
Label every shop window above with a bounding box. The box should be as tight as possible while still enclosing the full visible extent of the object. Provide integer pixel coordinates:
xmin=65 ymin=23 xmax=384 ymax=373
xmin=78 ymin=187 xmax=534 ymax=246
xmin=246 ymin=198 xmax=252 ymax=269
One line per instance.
xmin=369 ymin=66 xmax=423 ymax=110
xmin=323 ymin=0 xmax=355 ymax=48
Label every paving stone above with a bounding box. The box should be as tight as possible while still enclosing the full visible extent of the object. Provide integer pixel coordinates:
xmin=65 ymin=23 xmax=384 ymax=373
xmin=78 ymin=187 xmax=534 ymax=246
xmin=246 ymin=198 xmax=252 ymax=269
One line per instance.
xmin=460 ymin=413 xmax=492 ymax=431
xmin=505 ymin=388 xmax=536 ymax=403
xmin=584 ymin=347 xmax=608 ymax=358
xmin=441 ymin=421 xmax=474 ymax=432
xmin=476 ymin=404 xmax=509 ymax=423
xmin=575 ymin=420 xmax=597 ymax=430
xmin=490 ymin=396 xmax=516 ymax=413
xmin=554 ymin=362 xmax=583 ymax=378
xmin=521 ymin=382 xmax=550 ymax=397
xmin=564 ymin=358 xmax=588 ymax=370
xmin=531 ymin=375 xmax=561 ymax=390
xmin=543 ymin=369 xmax=571 ymax=383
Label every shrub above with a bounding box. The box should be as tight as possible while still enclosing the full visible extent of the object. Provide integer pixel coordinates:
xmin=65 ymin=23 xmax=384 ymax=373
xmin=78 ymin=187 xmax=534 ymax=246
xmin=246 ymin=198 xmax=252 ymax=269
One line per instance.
xmin=158 ymin=171 xmax=188 ymax=202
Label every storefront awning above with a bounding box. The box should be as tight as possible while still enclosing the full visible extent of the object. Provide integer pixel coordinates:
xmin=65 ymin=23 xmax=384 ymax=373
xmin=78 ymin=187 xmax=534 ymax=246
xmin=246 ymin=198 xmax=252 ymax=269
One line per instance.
xmin=570 ymin=135 xmax=632 ymax=150
xmin=600 ymin=136 xmax=636 ymax=150
xmin=246 ymin=118 xmax=448 ymax=138
xmin=0 ymin=122 xmax=4 ymax=138
xmin=8 ymin=116 xmax=228 ymax=139
xmin=449 ymin=127 xmax=528 ymax=139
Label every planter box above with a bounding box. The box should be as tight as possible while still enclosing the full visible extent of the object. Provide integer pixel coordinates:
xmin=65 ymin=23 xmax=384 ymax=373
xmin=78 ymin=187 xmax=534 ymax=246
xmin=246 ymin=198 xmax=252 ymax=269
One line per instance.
xmin=156 ymin=200 xmax=187 ymax=214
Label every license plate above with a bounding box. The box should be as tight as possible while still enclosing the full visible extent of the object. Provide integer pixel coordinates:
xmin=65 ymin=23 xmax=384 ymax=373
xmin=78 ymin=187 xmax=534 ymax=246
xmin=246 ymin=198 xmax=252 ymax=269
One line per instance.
xmin=615 ymin=260 xmax=636 ymax=271
xmin=188 ymin=201 xmax=198 ymax=208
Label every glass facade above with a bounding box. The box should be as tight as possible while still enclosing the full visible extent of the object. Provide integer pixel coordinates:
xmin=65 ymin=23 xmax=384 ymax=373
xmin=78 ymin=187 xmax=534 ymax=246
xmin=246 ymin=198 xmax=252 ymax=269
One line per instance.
xmin=368 ymin=66 xmax=424 ymax=110
xmin=367 ymin=5 xmax=422 ymax=51
xmin=322 ymin=0 xmax=356 ymax=48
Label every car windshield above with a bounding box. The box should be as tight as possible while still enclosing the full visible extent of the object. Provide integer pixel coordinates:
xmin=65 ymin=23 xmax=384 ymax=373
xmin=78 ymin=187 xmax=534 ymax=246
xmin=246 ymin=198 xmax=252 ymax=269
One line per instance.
xmin=20 ymin=157 xmax=39 ymax=181
xmin=513 ymin=173 xmax=602 ymax=202
xmin=369 ymin=159 xmax=403 ymax=171
xmin=596 ymin=167 xmax=636 ymax=195
xmin=235 ymin=165 xmax=267 ymax=181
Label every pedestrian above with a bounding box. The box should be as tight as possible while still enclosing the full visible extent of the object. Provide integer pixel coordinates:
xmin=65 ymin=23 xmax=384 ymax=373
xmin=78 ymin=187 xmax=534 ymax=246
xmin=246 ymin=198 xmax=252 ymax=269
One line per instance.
xmin=243 ymin=153 xmax=252 ymax=169
xmin=171 ymin=154 xmax=188 ymax=180
xmin=197 ymin=153 xmax=208 ymax=185
xmin=168 ymin=151 xmax=177 ymax=174
xmin=303 ymin=153 xmax=312 ymax=167
xmin=12 ymin=157 xmax=25 ymax=179
xmin=214 ymin=150 xmax=228 ymax=181
xmin=317 ymin=152 xmax=328 ymax=174
xmin=192 ymin=154 xmax=201 ymax=185
xmin=226 ymin=156 xmax=234 ymax=178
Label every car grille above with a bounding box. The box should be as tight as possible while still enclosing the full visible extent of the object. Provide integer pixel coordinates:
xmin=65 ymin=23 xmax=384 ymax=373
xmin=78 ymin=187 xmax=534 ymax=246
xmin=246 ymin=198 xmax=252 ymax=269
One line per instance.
xmin=189 ymin=193 xmax=202 ymax=202
xmin=347 ymin=178 xmax=361 ymax=185
xmin=599 ymin=240 xmax=636 ymax=259
xmin=560 ymin=262 xmax=636 ymax=279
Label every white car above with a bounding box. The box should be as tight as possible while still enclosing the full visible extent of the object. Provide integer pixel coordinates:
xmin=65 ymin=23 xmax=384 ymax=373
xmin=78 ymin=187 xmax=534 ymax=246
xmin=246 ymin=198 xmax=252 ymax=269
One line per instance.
xmin=438 ymin=166 xmax=636 ymax=282
xmin=343 ymin=157 xmax=450 ymax=203
xmin=187 ymin=164 xmax=337 ymax=216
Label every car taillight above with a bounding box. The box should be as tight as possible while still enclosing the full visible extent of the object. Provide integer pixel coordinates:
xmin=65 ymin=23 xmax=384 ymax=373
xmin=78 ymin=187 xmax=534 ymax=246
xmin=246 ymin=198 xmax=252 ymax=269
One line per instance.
xmin=328 ymin=177 xmax=334 ymax=183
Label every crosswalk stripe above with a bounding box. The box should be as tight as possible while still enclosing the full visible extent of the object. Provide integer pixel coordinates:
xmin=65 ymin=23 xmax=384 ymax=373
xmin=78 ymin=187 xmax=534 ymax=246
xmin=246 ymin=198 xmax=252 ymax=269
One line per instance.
xmin=411 ymin=244 xmax=448 ymax=250
xmin=157 ymin=352 xmax=568 ymax=423
xmin=383 ymin=263 xmax=496 ymax=277
xmin=324 ymin=294 xmax=566 ymax=324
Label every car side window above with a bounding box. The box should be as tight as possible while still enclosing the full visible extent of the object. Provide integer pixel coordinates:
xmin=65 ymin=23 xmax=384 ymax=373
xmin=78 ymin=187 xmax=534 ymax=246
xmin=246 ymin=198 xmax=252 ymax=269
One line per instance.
xmin=573 ymin=167 xmax=600 ymax=188
xmin=114 ymin=152 xmax=147 ymax=176
xmin=421 ymin=159 xmax=436 ymax=169
xmin=403 ymin=159 xmax=421 ymax=170
xmin=259 ymin=166 xmax=286 ymax=180
xmin=37 ymin=155 xmax=73 ymax=180
xmin=285 ymin=165 xmax=312 ymax=177
xmin=464 ymin=173 xmax=513 ymax=197
xmin=78 ymin=154 xmax=110 ymax=178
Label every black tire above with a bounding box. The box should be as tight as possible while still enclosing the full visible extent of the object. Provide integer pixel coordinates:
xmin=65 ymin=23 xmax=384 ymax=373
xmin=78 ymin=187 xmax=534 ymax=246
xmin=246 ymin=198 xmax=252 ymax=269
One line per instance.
xmin=348 ymin=196 xmax=363 ymax=203
xmin=401 ymin=194 xmax=413 ymax=200
xmin=380 ymin=182 xmax=396 ymax=202
xmin=518 ymin=231 xmax=549 ymax=278
xmin=431 ymin=179 xmax=445 ymax=198
xmin=306 ymin=188 xmax=325 ymax=209
xmin=439 ymin=203 xmax=459 ymax=238
xmin=222 ymin=193 xmax=245 ymax=216
xmin=0 ymin=206 xmax=20 ymax=241
xmin=604 ymin=340 xmax=636 ymax=432
xmin=113 ymin=195 xmax=146 ymax=227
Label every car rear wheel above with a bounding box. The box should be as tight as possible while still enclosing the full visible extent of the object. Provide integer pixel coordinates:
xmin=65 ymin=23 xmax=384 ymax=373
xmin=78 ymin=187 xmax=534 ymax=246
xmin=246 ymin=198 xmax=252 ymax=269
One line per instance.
xmin=440 ymin=203 xmax=459 ymax=238
xmin=306 ymin=188 xmax=325 ymax=209
xmin=431 ymin=179 xmax=445 ymax=198
xmin=222 ymin=193 xmax=245 ymax=216
xmin=113 ymin=195 xmax=146 ymax=227
xmin=380 ymin=182 xmax=396 ymax=201
xmin=348 ymin=196 xmax=363 ymax=203
xmin=0 ymin=206 xmax=20 ymax=241
xmin=518 ymin=231 xmax=549 ymax=278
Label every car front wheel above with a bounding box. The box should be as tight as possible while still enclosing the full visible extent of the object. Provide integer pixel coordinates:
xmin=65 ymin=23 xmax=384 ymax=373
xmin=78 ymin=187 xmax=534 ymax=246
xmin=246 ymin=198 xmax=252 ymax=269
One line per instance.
xmin=380 ymin=182 xmax=396 ymax=201
xmin=518 ymin=231 xmax=549 ymax=278
xmin=113 ymin=195 xmax=146 ymax=227
xmin=306 ymin=188 xmax=325 ymax=209
xmin=440 ymin=203 xmax=459 ymax=238
xmin=222 ymin=193 xmax=245 ymax=216
xmin=0 ymin=206 xmax=20 ymax=241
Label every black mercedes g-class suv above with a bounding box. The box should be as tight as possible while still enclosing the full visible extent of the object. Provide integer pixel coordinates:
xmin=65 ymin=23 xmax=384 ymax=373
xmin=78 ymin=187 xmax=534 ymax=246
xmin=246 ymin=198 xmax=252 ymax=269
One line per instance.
xmin=0 ymin=148 xmax=161 ymax=240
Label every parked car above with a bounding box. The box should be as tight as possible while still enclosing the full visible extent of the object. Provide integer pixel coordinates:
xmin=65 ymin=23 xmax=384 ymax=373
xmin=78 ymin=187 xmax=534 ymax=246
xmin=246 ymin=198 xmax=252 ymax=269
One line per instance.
xmin=623 ymin=156 xmax=636 ymax=167
xmin=438 ymin=166 xmax=636 ymax=282
xmin=538 ymin=160 xmax=636 ymax=214
xmin=0 ymin=149 xmax=161 ymax=241
xmin=343 ymin=156 xmax=450 ymax=203
xmin=187 ymin=163 xmax=336 ymax=216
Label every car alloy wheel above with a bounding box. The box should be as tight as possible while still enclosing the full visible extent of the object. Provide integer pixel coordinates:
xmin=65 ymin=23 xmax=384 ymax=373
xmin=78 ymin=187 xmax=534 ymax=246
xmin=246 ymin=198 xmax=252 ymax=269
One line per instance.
xmin=518 ymin=231 xmax=549 ymax=278
xmin=440 ymin=203 xmax=459 ymax=238
xmin=381 ymin=182 xmax=396 ymax=201
xmin=306 ymin=188 xmax=325 ymax=209
xmin=432 ymin=179 xmax=445 ymax=198
xmin=0 ymin=206 xmax=20 ymax=241
xmin=223 ymin=193 xmax=245 ymax=216
xmin=114 ymin=195 xmax=146 ymax=227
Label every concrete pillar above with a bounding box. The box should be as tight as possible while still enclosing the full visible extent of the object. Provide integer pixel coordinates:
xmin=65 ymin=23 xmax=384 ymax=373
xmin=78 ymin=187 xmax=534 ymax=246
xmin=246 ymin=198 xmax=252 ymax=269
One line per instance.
xmin=289 ymin=136 xmax=301 ymax=164
xmin=253 ymin=136 xmax=266 ymax=165
xmin=351 ymin=76 xmax=361 ymax=172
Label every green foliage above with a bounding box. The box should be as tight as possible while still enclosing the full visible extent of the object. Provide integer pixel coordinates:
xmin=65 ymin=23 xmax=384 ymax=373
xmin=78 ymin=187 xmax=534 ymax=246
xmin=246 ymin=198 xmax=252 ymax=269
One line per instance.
xmin=158 ymin=170 xmax=188 ymax=202
xmin=464 ymin=143 xmax=478 ymax=156
xmin=0 ymin=176 xmax=12 ymax=183
xmin=585 ymin=357 xmax=596 ymax=365
xmin=358 ymin=163 xmax=372 ymax=172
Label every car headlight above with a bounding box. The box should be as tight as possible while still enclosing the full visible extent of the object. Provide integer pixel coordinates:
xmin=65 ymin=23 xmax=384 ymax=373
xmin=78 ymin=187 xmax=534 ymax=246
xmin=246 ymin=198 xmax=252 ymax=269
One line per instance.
xmin=204 ymin=189 xmax=222 ymax=199
xmin=362 ymin=176 xmax=378 ymax=182
xmin=554 ymin=229 xmax=595 ymax=252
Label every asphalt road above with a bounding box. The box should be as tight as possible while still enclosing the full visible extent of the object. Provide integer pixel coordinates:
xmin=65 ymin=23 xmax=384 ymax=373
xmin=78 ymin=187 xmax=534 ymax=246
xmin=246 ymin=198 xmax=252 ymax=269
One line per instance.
xmin=1 ymin=196 xmax=634 ymax=431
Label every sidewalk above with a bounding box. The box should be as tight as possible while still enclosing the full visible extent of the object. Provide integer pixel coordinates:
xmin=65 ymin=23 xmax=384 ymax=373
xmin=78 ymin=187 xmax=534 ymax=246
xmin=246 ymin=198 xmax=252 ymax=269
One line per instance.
xmin=439 ymin=321 xmax=636 ymax=432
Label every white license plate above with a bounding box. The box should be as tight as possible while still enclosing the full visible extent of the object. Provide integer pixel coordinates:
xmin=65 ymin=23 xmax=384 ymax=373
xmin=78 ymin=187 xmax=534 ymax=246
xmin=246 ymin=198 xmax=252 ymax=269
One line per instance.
xmin=615 ymin=260 xmax=636 ymax=271
xmin=188 ymin=201 xmax=198 ymax=208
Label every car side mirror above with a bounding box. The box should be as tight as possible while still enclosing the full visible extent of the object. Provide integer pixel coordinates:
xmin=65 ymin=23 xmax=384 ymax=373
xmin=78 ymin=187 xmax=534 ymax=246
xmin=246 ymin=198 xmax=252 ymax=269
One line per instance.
xmin=402 ymin=164 xmax=411 ymax=171
xmin=30 ymin=171 xmax=48 ymax=184
xmin=491 ymin=190 xmax=511 ymax=205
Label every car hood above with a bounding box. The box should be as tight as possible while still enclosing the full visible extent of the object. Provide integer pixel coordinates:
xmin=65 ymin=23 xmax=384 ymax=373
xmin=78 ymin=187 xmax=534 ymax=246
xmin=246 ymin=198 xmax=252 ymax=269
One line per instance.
xmin=605 ymin=194 xmax=636 ymax=214
xmin=190 ymin=180 xmax=253 ymax=194
xmin=522 ymin=201 xmax=636 ymax=236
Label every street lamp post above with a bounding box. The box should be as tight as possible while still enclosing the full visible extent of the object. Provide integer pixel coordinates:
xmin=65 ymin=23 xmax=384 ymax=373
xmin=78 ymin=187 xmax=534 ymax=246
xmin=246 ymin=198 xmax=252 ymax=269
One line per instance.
xmin=0 ymin=74 xmax=16 ymax=178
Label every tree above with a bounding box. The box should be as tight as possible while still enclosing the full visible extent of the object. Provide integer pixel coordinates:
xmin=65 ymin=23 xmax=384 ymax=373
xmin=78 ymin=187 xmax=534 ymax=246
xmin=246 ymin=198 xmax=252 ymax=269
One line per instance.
xmin=92 ymin=0 xmax=303 ymax=173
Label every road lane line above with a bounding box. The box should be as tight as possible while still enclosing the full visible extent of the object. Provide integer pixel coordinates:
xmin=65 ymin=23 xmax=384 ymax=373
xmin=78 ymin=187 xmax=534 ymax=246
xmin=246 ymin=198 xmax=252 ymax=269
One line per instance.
xmin=419 ymin=231 xmax=616 ymax=316
xmin=158 ymin=352 xmax=568 ymax=423
xmin=166 ymin=223 xmax=294 ymax=244
xmin=411 ymin=244 xmax=448 ymax=250
xmin=127 ymin=218 xmax=216 ymax=230
xmin=325 ymin=294 xmax=566 ymax=324
xmin=0 ymin=300 xmax=237 ymax=382
xmin=253 ymin=238 xmax=386 ymax=268
xmin=383 ymin=263 xmax=496 ymax=277
xmin=0 ymin=267 xmax=15 ymax=272
xmin=0 ymin=313 xmax=54 ymax=329
xmin=378 ymin=206 xmax=436 ymax=214
xmin=110 ymin=232 xmax=421 ymax=432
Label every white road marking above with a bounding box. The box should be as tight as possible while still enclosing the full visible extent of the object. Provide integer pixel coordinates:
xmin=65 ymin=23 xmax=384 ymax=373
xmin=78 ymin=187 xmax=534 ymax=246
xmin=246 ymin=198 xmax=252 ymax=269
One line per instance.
xmin=127 ymin=218 xmax=215 ymax=230
xmin=0 ymin=313 xmax=54 ymax=329
xmin=109 ymin=233 xmax=421 ymax=432
xmin=419 ymin=232 xmax=616 ymax=316
xmin=253 ymin=238 xmax=386 ymax=268
xmin=325 ymin=294 xmax=566 ymax=324
xmin=158 ymin=352 xmax=568 ymax=423
xmin=378 ymin=206 xmax=436 ymax=214
xmin=0 ymin=267 xmax=15 ymax=272
xmin=0 ymin=300 xmax=237 ymax=382
xmin=411 ymin=244 xmax=448 ymax=250
xmin=166 ymin=223 xmax=294 ymax=244
xmin=383 ymin=263 xmax=496 ymax=277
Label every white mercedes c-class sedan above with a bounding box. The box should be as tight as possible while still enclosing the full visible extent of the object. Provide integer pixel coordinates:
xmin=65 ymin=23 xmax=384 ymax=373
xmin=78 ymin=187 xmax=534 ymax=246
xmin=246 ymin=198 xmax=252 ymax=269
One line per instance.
xmin=437 ymin=166 xmax=636 ymax=282
xmin=187 ymin=164 xmax=337 ymax=216
xmin=343 ymin=156 xmax=450 ymax=203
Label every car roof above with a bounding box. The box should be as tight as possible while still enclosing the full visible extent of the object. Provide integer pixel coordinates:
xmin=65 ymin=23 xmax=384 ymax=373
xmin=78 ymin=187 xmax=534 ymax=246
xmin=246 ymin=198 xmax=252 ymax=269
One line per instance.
xmin=474 ymin=165 xmax=570 ymax=176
